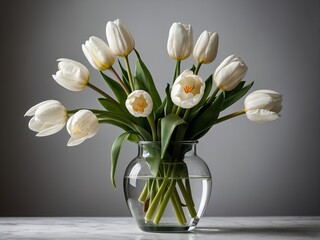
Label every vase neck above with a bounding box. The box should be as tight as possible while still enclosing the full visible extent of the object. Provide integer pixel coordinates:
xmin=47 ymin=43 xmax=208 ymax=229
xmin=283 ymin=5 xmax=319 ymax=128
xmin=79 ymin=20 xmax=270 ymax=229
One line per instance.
xmin=137 ymin=141 xmax=197 ymax=158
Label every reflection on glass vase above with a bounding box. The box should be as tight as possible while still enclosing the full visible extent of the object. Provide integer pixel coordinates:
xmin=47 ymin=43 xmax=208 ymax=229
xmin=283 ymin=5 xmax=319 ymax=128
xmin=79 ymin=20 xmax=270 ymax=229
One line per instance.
xmin=123 ymin=141 xmax=211 ymax=232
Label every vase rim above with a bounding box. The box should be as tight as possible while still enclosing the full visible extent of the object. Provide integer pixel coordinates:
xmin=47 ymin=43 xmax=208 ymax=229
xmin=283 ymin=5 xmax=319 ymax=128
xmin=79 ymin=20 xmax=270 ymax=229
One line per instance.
xmin=137 ymin=140 xmax=199 ymax=144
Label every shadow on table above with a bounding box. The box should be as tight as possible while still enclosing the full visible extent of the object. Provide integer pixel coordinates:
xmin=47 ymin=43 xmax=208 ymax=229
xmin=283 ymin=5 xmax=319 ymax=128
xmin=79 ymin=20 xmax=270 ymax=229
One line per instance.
xmin=195 ymin=226 xmax=320 ymax=237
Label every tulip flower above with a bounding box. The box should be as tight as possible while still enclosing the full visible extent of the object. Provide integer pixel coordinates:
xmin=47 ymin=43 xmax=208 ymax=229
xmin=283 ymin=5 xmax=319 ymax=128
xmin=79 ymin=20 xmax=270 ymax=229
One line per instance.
xmin=167 ymin=22 xmax=193 ymax=61
xmin=171 ymin=70 xmax=205 ymax=109
xmin=82 ymin=36 xmax=115 ymax=71
xmin=66 ymin=110 xmax=99 ymax=146
xmin=193 ymin=31 xmax=219 ymax=64
xmin=244 ymin=90 xmax=282 ymax=123
xmin=106 ymin=19 xmax=135 ymax=57
xmin=125 ymin=90 xmax=153 ymax=117
xmin=24 ymin=100 xmax=67 ymax=137
xmin=52 ymin=58 xmax=90 ymax=91
xmin=214 ymin=55 xmax=248 ymax=91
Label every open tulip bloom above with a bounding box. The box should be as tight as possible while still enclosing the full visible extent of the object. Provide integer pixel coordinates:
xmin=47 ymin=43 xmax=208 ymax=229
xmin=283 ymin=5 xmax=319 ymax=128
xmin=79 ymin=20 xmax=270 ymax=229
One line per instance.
xmin=25 ymin=19 xmax=282 ymax=226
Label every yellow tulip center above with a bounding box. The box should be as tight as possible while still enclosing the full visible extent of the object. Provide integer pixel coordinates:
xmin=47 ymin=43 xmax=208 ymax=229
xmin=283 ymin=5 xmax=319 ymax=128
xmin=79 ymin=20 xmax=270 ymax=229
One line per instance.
xmin=183 ymin=85 xmax=194 ymax=93
xmin=132 ymin=94 xmax=148 ymax=113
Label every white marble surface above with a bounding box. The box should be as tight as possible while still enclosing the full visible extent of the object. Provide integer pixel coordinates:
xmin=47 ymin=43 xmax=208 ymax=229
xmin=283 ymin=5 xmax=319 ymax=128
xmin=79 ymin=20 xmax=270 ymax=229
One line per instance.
xmin=0 ymin=217 xmax=319 ymax=240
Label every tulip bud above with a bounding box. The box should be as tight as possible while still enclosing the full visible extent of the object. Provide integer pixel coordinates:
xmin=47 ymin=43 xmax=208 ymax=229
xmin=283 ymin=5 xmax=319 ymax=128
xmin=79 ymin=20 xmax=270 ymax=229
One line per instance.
xmin=24 ymin=100 xmax=67 ymax=137
xmin=82 ymin=36 xmax=115 ymax=71
xmin=66 ymin=110 xmax=99 ymax=146
xmin=193 ymin=31 xmax=219 ymax=64
xmin=125 ymin=90 xmax=153 ymax=117
xmin=106 ymin=19 xmax=135 ymax=57
xmin=244 ymin=90 xmax=282 ymax=123
xmin=167 ymin=22 xmax=193 ymax=61
xmin=52 ymin=58 xmax=90 ymax=91
xmin=171 ymin=70 xmax=205 ymax=109
xmin=214 ymin=55 xmax=248 ymax=91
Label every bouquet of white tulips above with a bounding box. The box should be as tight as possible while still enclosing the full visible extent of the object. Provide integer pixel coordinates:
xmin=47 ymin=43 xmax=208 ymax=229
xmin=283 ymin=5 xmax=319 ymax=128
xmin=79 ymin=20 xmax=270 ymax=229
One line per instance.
xmin=25 ymin=19 xmax=282 ymax=225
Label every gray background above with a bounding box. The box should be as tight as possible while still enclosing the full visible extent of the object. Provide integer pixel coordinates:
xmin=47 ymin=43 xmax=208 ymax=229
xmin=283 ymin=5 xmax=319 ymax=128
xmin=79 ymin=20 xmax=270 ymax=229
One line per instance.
xmin=1 ymin=0 xmax=319 ymax=216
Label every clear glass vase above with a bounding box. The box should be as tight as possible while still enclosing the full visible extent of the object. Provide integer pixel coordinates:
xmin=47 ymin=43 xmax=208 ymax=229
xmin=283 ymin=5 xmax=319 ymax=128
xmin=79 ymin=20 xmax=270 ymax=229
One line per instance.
xmin=123 ymin=141 xmax=211 ymax=232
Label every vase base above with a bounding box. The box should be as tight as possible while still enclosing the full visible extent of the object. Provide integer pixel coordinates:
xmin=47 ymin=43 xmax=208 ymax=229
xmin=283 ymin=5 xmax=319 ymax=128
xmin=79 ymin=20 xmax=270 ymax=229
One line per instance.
xmin=137 ymin=217 xmax=199 ymax=232
xmin=138 ymin=225 xmax=196 ymax=233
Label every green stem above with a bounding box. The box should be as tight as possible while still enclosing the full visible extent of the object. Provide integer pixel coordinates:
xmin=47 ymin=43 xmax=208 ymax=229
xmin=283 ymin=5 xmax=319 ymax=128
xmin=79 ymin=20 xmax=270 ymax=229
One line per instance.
xmin=183 ymin=109 xmax=191 ymax=121
xmin=109 ymin=67 xmax=130 ymax=95
xmin=171 ymin=105 xmax=178 ymax=114
xmin=215 ymin=109 xmax=246 ymax=124
xmin=175 ymin=106 xmax=182 ymax=116
xmin=177 ymin=60 xmax=181 ymax=77
xmin=185 ymin=179 xmax=194 ymax=207
xmin=194 ymin=62 xmax=202 ymax=75
xmin=153 ymin=179 xmax=176 ymax=224
xmin=87 ymin=82 xmax=118 ymax=104
xmin=124 ymin=56 xmax=134 ymax=91
xmin=171 ymin=188 xmax=187 ymax=225
xmin=147 ymin=114 xmax=157 ymax=141
xmin=206 ymin=87 xmax=220 ymax=104
xmin=172 ymin=60 xmax=181 ymax=84
xmin=138 ymin=182 xmax=149 ymax=203
xmin=177 ymin=179 xmax=197 ymax=218
xmin=145 ymin=179 xmax=169 ymax=222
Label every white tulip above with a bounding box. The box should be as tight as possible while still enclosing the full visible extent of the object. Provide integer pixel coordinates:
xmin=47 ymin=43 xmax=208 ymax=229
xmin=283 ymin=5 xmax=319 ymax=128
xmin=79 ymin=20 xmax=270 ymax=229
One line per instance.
xmin=106 ymin=19 xmax=135 ymax=57
xmin=244 ymin=90 xmax=282 ymax=123
xmin=125 ymin=90 xmax=153 ymax=117
xmin=52 ymin=58 xmax=90 ymax=91
xmin=171 ymin=70 xmax=205 ymax=109
xmin=214 ymin=55 xmax=248 ymax=91
xmin=82 ymin=36 xmax=115 ymax=71
xmin=193 ymin=31 xmax=219 ymax=64
xmin=24 ymin=100 xmax=67 ymax=137
xmin=167 ymin=22 xmax=193 ymax=61
xmin=66 ymin=110 xmax=99 ymax=146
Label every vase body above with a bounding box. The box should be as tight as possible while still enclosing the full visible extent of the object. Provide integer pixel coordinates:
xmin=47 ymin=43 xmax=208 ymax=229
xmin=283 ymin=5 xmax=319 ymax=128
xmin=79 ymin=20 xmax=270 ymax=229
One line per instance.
xmin=123 ymin=141 xmax=211 ymax=232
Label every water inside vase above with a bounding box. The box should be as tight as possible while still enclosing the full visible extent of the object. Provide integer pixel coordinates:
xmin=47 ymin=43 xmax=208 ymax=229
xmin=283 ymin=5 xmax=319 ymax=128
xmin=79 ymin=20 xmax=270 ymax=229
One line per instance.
xmin=124 ymin=175 xmax=211 ymax=232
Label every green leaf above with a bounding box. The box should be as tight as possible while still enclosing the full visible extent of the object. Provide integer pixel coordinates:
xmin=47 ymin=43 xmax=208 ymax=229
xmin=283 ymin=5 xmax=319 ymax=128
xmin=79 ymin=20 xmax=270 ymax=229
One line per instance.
xmin=100 ymin=71 xmax=127 ymax=104
xmin=134 ymin=49 xmax=162 ymax=110
xmin=187 ymin=93 xmax=225 ymax=140
xmin=225 ymin=81 xmax=246 ymax=99
xmin=161 ymin=114 xmax=187 ymax=158
xmin=155 ymin=98 xmax=167 ymax=122
xmin=98 ymin=98 xmax=121 ymax=112
xmin=133 ymin=123 xmax=152 ymax=141
xmin=118 ymin=60 xmax=131 ymax=91
xmin=222 ymin=81 xmax=254 ymax=111
xmin=165 ymin=84 xmax=173 ymax=115
xmin=144 ymin=143 xmax=162 ymax=177
xmin=98 ymin=119 xmax=132 ymax=132
xmin=98 ymin=98 xmax=144 ymax=127
xmin=111 ymin=131 xmax=140 ymax=188
xmin=191 ymin=74 xmax=213 ymax=114
xmin=190 ymin=64 xmax=196 ymax=73
xmin=96 ymin=109 xmax=141 ymax=132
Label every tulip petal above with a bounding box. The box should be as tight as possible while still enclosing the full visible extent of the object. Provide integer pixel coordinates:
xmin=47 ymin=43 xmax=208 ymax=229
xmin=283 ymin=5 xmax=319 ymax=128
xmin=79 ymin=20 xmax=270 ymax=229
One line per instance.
xmin=245 ymin=93 xmax=274 ymax=110
xmin=244 ymin=90 xmax=282 ymax=113
xmin=24 ymin=100 xmax=59 ymax=116
xmin=28 ymin=117 xmax=43 ymax=132
xmin=67 ymin=137 xmax=87 ymax=147
xmin=82 ymin=44 xmax=100 ymax=70
xmin=57 ymin=58 xmax=90 ymax=76
xmin=167 ymin=22 xmax=193 ymax=60
xmin=246 ymin=109 xmax=280 ymax=123
xmin=125 ymin=90 xmax=153 ymax=117
xmin=36 ymin=124 xmax=65 ymax=137
xmin=106 ymin=19 xmax=134 ymax=57
xmin=171 ymin=70 xmax=205 ymax=109
xmin=53 ymin=73 xmax=86 ymax=92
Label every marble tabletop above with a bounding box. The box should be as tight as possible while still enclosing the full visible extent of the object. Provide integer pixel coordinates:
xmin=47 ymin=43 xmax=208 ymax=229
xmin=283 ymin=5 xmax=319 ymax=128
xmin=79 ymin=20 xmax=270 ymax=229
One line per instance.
xmin=0 ymin=217 xmax=319 ymax=240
